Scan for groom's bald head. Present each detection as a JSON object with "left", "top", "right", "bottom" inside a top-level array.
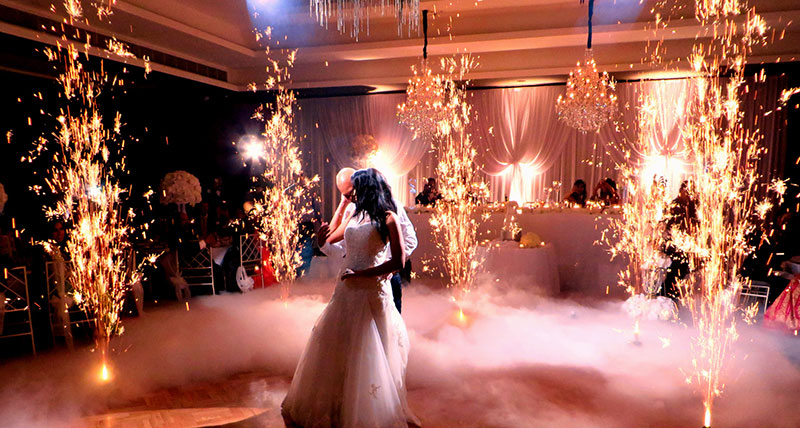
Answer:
[{"left": 336, "top": 167, "right": 356, "bottom": 199}]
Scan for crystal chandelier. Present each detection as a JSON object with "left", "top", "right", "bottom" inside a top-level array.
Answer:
[
  {"left": 556, "top": 49, "right": 618, "bottom": 133},
  {"left": 398, "top": 60, "right": 447, "bottom": 141},
  {"left": 398, "top": 10, "right": 447, "bottom": 141},
  {"left": 556, "top": 0, "right": 618, "bottom": 133},
  {"left": 310, "top": 0, "right": 420, "bottom": 41}
]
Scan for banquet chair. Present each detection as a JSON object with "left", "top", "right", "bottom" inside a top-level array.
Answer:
[
  {"left": 741, "top": 280, "right": 770, "bottom": 314},
  {"left": 178, "top": 241, "right": 216, "bottom": 295},
  {"left": 125, "top": 248, "right": 145, "bottom": 316},
  {"left": 0, "top": 266, "right": 36, "bottom": 354},
  {"left": 45, "top": 260, "right": 95, "bottom": 348},
  {"left": 239, "top": 234, "right": 264, "bottom": 288}
]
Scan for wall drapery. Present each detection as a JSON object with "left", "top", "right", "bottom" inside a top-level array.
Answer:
[
  {"left": 297, "top": 78, "right": 787, "bottom": 219},
  {"left": 298, "top": 93, "right": 431, "bottom": 215}
]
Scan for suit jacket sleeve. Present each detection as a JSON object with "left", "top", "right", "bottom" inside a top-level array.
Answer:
[{"left": 395, "top": 202, "right": 417, "bottom": 257}]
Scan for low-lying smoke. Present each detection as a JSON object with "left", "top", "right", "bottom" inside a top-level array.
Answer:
[{"left": 1, "top": 278, "right": 798, "bottom": 427}]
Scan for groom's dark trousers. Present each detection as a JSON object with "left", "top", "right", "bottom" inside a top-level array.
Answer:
[{"left": 390, "top": 260, "right": 412, "bottom": 313}]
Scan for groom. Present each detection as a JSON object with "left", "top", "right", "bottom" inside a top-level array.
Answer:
[{"left": 317, "top": 167, "right": 417, "bottom": 313}]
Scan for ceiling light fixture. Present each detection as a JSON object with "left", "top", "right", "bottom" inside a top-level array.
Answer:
[
  {"left": 397, "top": 9, "right": 447, "bottom": 142},
  {"left": 310, "top": 0, "right": 420, "bottom": 41},
  {"left": 556, "top": 0, "right": 618, "bottom": 133}
]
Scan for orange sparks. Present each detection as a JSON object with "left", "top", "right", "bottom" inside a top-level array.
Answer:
[
  {"left": 427, "top": 55, "right": 488, "bottom": 298},
  {"left": 99, "top": 361, "right": 111, "bottom": 382},
  {"left": 645, "top": 0, "right": 780, "bottom": 424}
]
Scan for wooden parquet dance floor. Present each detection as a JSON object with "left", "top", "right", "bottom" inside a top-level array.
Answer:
[{"left": 75, "top": 372, "right": 289, "bottom": 428}]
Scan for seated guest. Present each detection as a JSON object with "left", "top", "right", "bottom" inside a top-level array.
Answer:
[
  {"left": 415, "top": 177, "right": 442, "bottom": 206},
  {"left": 159, "top": 246, "right": 192, "bottom": 303},
  {"left": 297, "top": 188, "right": 321, "bottom": 277},
  {"left": 661, "top": 180, "right": 698, "bottom": 298},
  {"left": 742, "top": 187, "right": 800, "bottom": 303},
  {"left": 592, "top": 178, "right": 620, "bottom": 205},
  {"left": 0, "top": 222, "right": 18, "bottom": 268},
  {"left": 666, "top": 180, "right": 698, "bottom": 232},
  {"left": 564, "top": 179, "right": 587, "bottom": 207}
]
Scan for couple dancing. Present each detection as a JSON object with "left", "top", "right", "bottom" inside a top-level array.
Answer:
[{"left": 282, "top": 167, "right": 421, "bottom": 428}]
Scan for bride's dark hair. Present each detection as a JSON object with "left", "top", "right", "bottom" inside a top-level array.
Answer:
[{"left": 351, "top": 168, "right": 397, "bottom": 242}]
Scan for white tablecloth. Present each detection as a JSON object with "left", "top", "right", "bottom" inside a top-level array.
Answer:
[
  {"left": 410, "top": 211, "right": 625, "bottom": 296},
  {"left": 480, "top": 241, "right": 560, "bottom": 296}
]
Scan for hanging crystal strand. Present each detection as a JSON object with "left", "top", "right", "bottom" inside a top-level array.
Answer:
[{"left": 310, "top": 0, "right": 419, "bottom": 40}]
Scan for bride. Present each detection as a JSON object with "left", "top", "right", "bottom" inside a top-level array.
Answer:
[{"left": 282, "top": 168, "right": 420, "bottom": 428}]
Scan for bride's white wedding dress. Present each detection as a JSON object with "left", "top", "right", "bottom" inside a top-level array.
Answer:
[{"left": 282, "top": 216, "right": 419, "bottom": 428}]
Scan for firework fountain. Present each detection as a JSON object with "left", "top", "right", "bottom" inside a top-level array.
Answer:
[
  {"left": 428, "top": 56, "right": 489, "bottom": 307},
  {"left": 652, "top": 0, "right": 779, "bottom": 425},
  {"left": 243, "top": 30, "right": 317, "bottom": 300},
  {"left": 34, "top": 0, "right": 152, "bottom": 382},
  {"left": 605, "top": 87, "right": 682, "bottom": 324}
]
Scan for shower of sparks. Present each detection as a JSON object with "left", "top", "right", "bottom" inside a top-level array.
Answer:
[
  {"left": 63, "top": 0, "right": 116, "bottom": 20},
  {"left": 429, "top": 55, "right": 489, "bottom": 301},
  {"left": 64, "top": 0, "right": 83, "bottom": 19},
  {"left": 397, "top": 59, "right": 448, "bottom": 142},
  {"left": 243, "top": 28, "right": 317, "bottom": 299},
  {"left": 106, "top": 38, "right": 134, "bottom": 58},
  {"left": 605, "top": 89, "right": 675, "bottom": 301},
  {"left": 648, "top": 0, "right": 780, "bottom": 423},
  {"left": 779, "top": 87, "right": 800, "bottom": 107},
  {"left": 94, "top": 0, "right": 117, "bottom": 20},
  {"left": 32, "top": 1, "right": 152, "bottom": 376}
]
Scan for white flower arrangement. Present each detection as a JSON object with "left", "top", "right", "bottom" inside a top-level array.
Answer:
[
  {"left": 159, "top": 170, "right": 202, "bottom": 206},
  {"left": 0, "top": 182, "right": 7, "bottom": 213},
  {"left": 622, "top": 293, "right": 678, "bottom": 321},
  {"left": 351, "top": 134, "right": 378, "bottom": 165}
]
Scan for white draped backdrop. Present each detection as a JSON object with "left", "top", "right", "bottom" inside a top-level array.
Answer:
[{"left": 297, "top": 77, "right": 787, "bottom": 219}]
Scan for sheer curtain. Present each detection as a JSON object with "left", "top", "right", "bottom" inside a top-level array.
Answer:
[
  {"left": 470, "top": 87, "right": 575, "bottom": 202},
  {"left": 298, "top": 94, "right": 432, "bottom": 216},
  {"left": 297, "top": 77, "right": 787, "bottom": 218},
  {"left": 575, "top": 79, "right": 693, "bottom": 198},
  {"left": 364, "top": 94, "right": 432, "bottom": 206},
  {"left": 298, "top": 96, "right": 371, "bottom": 218}
]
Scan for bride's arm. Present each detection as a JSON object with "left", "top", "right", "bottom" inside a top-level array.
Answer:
[
  {"left": 329, "top": 197, "right": 351, "bottom": 231},
  {"left": 325, "top": 210, "right": 354, "bottom": 245},
  {"left": 342, "top": 212, "right": 405, "bottom": 279}
]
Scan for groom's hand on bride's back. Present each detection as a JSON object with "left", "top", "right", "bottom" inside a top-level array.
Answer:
[{"left": 316, "top": 223, "right": 331, "bottom": 247}]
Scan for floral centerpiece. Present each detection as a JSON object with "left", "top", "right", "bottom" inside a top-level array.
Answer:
[
  {"left": 350, "top": 134, "right": 378, "bottom": 168},
  {"left": 159, "top": 170, "right": 202, "bottom": 207}
]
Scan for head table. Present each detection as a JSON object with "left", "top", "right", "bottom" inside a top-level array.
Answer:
[{"left": 408, "top": 208, "right": 625, "bottom": 297}]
